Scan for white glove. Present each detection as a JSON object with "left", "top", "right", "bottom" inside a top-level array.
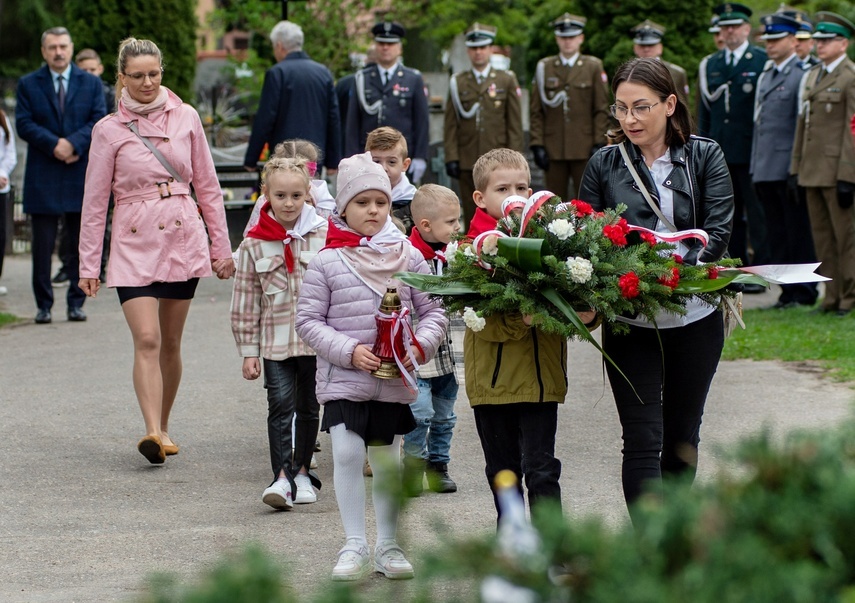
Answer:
[{"left": 410, "top": 158, "right": 427, "bottom": 184}]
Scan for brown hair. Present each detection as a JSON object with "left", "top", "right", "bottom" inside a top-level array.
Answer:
[
  {"left": 0, "top": 108, "right": 9, "bottom": 140},
  {"left": 75, "top": 48, "right": 102, "bottom": 64},
  {"left": 115, "top": 38, "right": 163, "bottom": 100},
  {"left": 608, "top": 57, "right": 693, "bottom": 147},
  {"left": 472, "top": 148, "right": 530, "bottom": 192},
  {"left": 411, "top": 184, "right": 460, "bottom": 222},
  {"left": 364, "top": 126, "right": 408, "bottom": 159}
]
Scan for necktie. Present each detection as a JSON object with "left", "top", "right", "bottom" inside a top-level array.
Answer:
[
  {"left": 383, "top": 70, "right": 391, "bottom": 85},
  {"left": 57, "top": 75, "right": 65, "bottom": 113},
  {"left": 816, "top": 68, "right": 827, "bottom": 85},
  {"left": 727, "top": 53, "right": 734, "bottom": 68}
]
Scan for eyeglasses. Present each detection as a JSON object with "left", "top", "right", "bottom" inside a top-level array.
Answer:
[
  {"left": 124, "top": 70, "right": 163, "bottom": 82},
  {"left": 610, "top": 103, "right": 660, "bottom": 120}
]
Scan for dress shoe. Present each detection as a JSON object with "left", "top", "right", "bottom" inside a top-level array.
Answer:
[
  {"left": 426, "top": 462, "right": 458, "bottom": 493},
  {"left": 137, "top": 435, "right": 165, "bottom": 464},
  {"left": 67, "top": 307, "right": 87, "bottom": 322},
  {"left": 742, "top": 283, "right": 767, "bottom": 294},
  {"left": 34, "top": 309, "right": 52, "bottom": 324}
]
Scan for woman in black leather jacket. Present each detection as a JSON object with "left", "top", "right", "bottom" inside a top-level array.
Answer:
[{"left": 579, "top": 58, "right": 734, "bottom": 520}]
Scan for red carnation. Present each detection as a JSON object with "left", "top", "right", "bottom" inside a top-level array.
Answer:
[
  {"left": 619, "top": 272, "right": 641, "bottom": 298},
  {"left": 571, "top": 199, "right": 594, "bottom": 217},
  {"left": 658, "top": 267, "right": 681, "bottom": 290},
  {"left": 708, "top": 266, "right": 719, "bottom": 279},
  {"left": 603, "top": 224, "right": 628, "bottom": 246},
  {"left": 672, "top": 254, "right": 684, "bottom": 264},
  {"left": 640, "top": 231, "right": 657, "bottom": 245}
]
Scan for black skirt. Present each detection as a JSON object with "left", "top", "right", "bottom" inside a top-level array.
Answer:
[
  {"left": 116, "top": 278, "right": 200, "bottom": 305},
  {"left": 321, "top": 399, "right": 416, "bottom": 446}
]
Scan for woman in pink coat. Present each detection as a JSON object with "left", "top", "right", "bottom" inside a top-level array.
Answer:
[{"left": 78, "top": 38, "right": 235, "bottom": 464}]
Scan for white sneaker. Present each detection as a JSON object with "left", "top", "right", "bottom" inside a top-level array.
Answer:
[
  {"left": 261, "top": 480, "right": 293, "bottom": 510},
  {"left": 310, "top": 453, "right": 318, "bottom": 469},
  {"left": 374, "top": 541, "right": 414, "bottom": 579},
  {"left": 294, "top": 473, "right": 317, "bottom": 504},
  {"left": 332, "top": 539, "right": 371, "bottom": 581}
]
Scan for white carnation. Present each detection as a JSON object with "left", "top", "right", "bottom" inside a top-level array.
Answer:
[
  {"left": 445, "top": 240, "right": 460, "bottom": 265},
  {"left": 482, "top": 235, "right": 499, "bottom": 256},
  {"left": 547, "top": 219, "right": 575, "bottom": 240},
  {"left": 462, "top": 307, "right": 486, "bottom": 331},
  {"left": 565, "top": 256, "right": 594, "bottom": 284},
  {"left": 463, "top": 246, "right": 476, "bottom": 259}
]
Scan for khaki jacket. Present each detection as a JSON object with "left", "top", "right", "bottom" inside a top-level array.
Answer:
[
  {"left": 664, "top": 60, "right": 690, "bottom": 104},
  {"left": 529, "top": 54, "right": 611, "bottom": 160},
  {"left": 791, "top": 57, "right": 855, "bottom": 187},
  {"left": 443, "top": 68, "right": 524, "bottom": 169}
]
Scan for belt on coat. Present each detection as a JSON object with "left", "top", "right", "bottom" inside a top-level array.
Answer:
[{"left": 114, "top": 181, "right": 192, "bottom": 205}]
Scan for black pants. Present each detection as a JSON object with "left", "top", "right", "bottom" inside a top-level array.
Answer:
[
  {"left": 262, "top": 356, "right": 319, "bottom": 479},
  {"left": 754, "top": 180, "right": 818, "bottom": 305},
  {"left": 30, "top": 212, "right": 85, "bottom": 312},
  {"left": 727, "top": 162, "right": 769, "bottom": 265},
  {"left": 603, "top": 311, "right": 724, "bottom": 512},
  {"left": 473, "top": 402, "right": 561, "bottom": 522}
]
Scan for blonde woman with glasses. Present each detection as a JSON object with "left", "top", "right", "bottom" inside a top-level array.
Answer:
[{"left": 78, "top": 38, "right": 235, "bottom": 464}]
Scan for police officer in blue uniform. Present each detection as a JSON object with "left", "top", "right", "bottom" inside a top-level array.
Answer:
[
  {"left": 698, "top": 3, "right": 769, "bottom": 289},
  {"left": 344, "top": 22, "right": 429, "bottom": 183},
  {"left": 750, "top": 14, "right": 818, "bottom": 308}
]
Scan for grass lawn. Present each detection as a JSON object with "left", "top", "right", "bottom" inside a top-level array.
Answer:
[{"left": 723, "top": 305, "right": 855, "bottom": 384}]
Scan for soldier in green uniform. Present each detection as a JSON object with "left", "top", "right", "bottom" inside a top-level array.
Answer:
[
  {"left": 698, "top": 3, "right": 769, "bottom": 288},
  {"left": 790, "top": 12, "right": 855, "bottom": 315},
  {"left": 630, "top": 20, "right": 690, "bottom": 104},
  {"left": 444, "top": 23, "right": 523, "bottom": 225},
  {"left": 529, "top": 14, "right": 610, "bottom": 201}
]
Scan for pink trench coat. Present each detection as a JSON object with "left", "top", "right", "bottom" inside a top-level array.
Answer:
[{"left": 79, "top": 89, "right": 232, "bottom": 287}]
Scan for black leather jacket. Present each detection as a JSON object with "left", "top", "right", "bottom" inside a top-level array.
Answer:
[{"left": 579, "top": 136, "right": 734, "bottom": 265}]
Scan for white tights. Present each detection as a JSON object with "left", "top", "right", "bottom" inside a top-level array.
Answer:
[{"left": 329, "top": 423, "right": 401, "bottom": 548}]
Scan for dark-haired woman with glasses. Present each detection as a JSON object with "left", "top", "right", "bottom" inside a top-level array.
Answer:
[
  {"left": 78, "top": 38, "right": 235, "bottom": 464},
  {"left": 579, "top": 58, "right": 734, "bottom": 520}
]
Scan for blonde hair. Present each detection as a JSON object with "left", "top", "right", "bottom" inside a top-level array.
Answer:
[
  {"left": 75, "top": 48, "right": 102, "bottom": 64},
  {"left": 472, "top": 148, "right": 530, "bottom": 192},
  {"left": 365, "top": 126, "right": 408, "bottom": 159},
  {"left": 411, "top": 184, "right": 460, "bottom": 222},
  {"left": 115, "top": 38, "right": 163, "bottom": 99},
  {"left": 262, "top": 157, "right": 312, "bottom": 191},
  {"left": 273, "top": 139, "right": 320, "bottom": 163}
]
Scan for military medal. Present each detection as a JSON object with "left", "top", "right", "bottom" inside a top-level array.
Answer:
[
  {"left": 743, "top": 83, "right": 753, "bottom": 93},
  {"left": 495, "top": 101, "right": 502, "bottom": 108},
  {"left": 488, "top": 83, "right": 497, "bottom": 98}
]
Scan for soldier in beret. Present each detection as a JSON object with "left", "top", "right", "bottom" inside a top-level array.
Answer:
[
  {"left": 529, "top": 14, "right": 610, "bottom": 201},
  {"left": 750, "top": 14, "right": 818, "bottom": 309},
  {"left": 790, "top": 12, "right": 855, "bottom": 316},
  {"left": 630, "top": 20, "right": 690, "bottom": 104},
  {"left": 345, "top": 22, "right": 430, "bottom": 184},
  {"left": 698, "top": 3, "right": 769, "bottom": 289},
  {"left": 444, "top": 23, "right": 523, "bottom": 225}
]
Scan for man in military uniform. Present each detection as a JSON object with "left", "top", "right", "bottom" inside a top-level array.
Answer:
[
  {"left": 444, "top": 23, "right": 523, "bottom": 225},
  {"left": 529, "top": 14, "right": 610, "bottom": 202},
  {"left": 698, "top": 3, "right": 769, "bottom": 289},
  {"left": 790, "top": 12, "right": 855, "bottom": 316},
  {"left": 776, "top": 8, "right": 821, "bottom": 67},
  {"left": 345, "top": 22, "right": 429, "bottom": 183},
  {"left": 630, "top": 20, "right": 690, "bottom": 104},
  {"left": 750, "top": 14, "right": 818, "bottom": 309},
  {"left": 709, "top": 16, "right": 725, "bottom": 50}
]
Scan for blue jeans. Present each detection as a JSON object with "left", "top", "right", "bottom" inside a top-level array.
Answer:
[
  {"left": 402, "top": 373, "right": 458, "bottom": 464},
  {"left": 262, "top": 356, "right": 319, "bottom": 479}
]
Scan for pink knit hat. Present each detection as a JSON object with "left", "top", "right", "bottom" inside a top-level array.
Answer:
[{"left": 334, "top": 152, "right": 392, "bottom": 215}]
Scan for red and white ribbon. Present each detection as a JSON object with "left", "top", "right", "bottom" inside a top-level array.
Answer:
[
  {"left": 626, "top": 224, "right": 710, "bottom": 248},
  {"left": 390, "top": 307, "right": 424, "bottom": 391},
  {"left": 471, "top": 229, "right": 509, "bottom": 269},
  {"left": 518, "top": 190, "right": 557, "bottom": 237}
]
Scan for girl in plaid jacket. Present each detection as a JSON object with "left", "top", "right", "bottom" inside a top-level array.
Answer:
[{"left": 230, "top": 157, "right": 327, "bottom": 510}]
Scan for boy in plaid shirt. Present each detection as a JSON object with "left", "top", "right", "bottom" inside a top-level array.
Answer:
[{"left": 402, "top": 184, "right": 462, "bottom": 494}]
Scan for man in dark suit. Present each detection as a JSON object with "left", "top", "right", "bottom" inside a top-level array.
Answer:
[
  {"left": 243, "top": 20, "right": 341, "bottom": 172},
  {"left": 698, "top": 3, "right": 769, "bottom": 291},
  {"left": 750, "top": 14, "right": 818, "bottom": 309},
  {"left": 345, "top": 22, "right": 429, "bottom": 184},
  {"left": 16, "top": 26, "right": 106, "bottom": 323}
]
